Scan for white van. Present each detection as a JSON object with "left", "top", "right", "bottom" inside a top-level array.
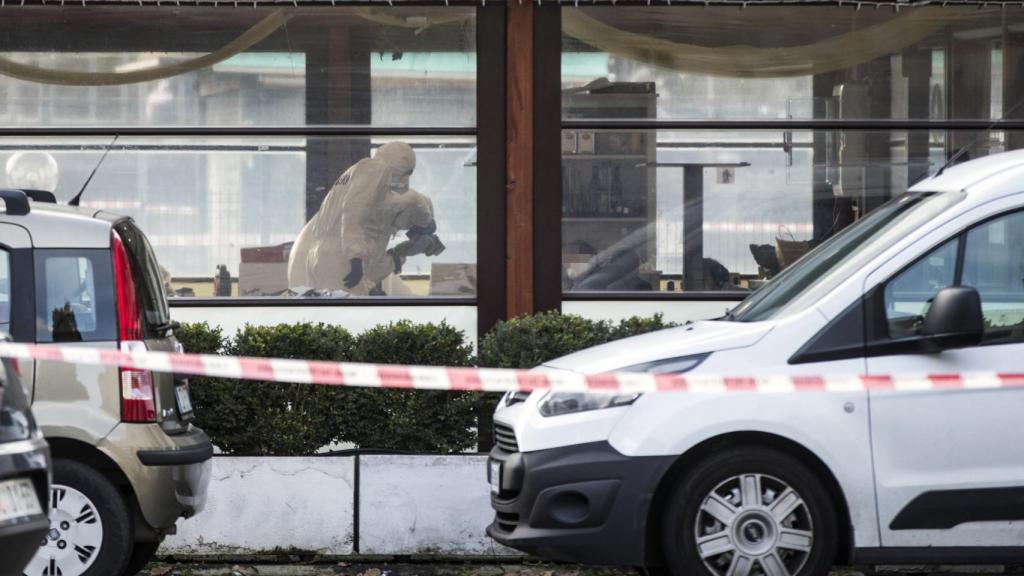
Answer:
[{"left": 487, "top": 150, "right": 1024, "bottom": 576}]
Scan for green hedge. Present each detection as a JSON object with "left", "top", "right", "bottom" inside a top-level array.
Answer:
[
  {"left": 177, "top": 312, "right": 676, "bottom": 455},
  {"left": 343, "top": 321, "right": 477, "bottom": 452},
  {"left": 180, "top": 322, "right": 354, "bottom": 456},
  {"left": 478, "top": 311, "right": 676, "bottom": 369}
]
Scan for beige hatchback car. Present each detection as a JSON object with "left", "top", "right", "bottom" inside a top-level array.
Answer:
[{"left": 0, "top": 190, "right": 212, "bottom": 576}]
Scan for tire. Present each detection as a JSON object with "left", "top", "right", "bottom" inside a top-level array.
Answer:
[
  {"left": 21, "top": 459, "right": 134, "bottom": 576},
  {"left": 122, "top": 540, "right": 162, "bottom": 576},
  {"left": 661, "top": 447, "right": 838, "bottom": 576}
]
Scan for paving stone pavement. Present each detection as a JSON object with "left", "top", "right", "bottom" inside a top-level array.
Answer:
[{"left": 140, "top": 562, "right": 1024, "bottom": 576}]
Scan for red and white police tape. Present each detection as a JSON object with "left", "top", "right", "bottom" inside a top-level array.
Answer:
[{"left": 0, "top": 341, "right": 1022, "bottom": 394}]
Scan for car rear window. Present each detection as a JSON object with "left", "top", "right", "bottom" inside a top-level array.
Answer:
[
  {"left": 35, "top": 249, "right": 116, "bottom": 343},
  {"left": 113, "top": 220, "right": 171, "bottom": 336}
]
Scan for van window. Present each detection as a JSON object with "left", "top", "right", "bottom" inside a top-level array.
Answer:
[
  {"left": 963, "top": 211, "right": 1024, "bottom": 342},
  {"left": 884, "top": 238, "right": 959, "bottom": 339},
  {"left": 35, "top": 250, "right": 116, "bottom": 343},
  {"left": 113, "top": 220, "right": 171, "bottom": 336}
]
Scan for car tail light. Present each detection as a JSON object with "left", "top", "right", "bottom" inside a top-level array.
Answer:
[
  {"left": 112, "top": 231, "right": 141, "bottom": 342},
  {"left": 113, "top": 232, "right": 156, "bottom": 423},
  {"left": 120, "top": 354, "right": 156, "bottom": 422}
]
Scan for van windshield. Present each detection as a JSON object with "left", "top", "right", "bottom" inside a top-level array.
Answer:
[
  {"left": 114, "top": 220, "right": 172, "bottom": 335},
  {"left": 730, "top": 191, "right": 964, "bottom": 323}
]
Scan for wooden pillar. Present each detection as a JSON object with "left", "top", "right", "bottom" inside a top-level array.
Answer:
[
  {"left": 477, "top": 4, "right": 508, "bottom": 337},
  {"left": 532, "top": 5, "right": 562, "bottom": 314},
  {"left": 505, "top": 2, "right": 535, "bottom": 318}
]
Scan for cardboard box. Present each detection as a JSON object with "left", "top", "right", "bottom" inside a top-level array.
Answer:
[
  {"left": 240, "top": 242, "right": 293, "bottom": 263},
  {"left": 239, "top": 261, "right": 290, "bottom": 296},
  {"left": 428, "top": 263, "right": 477, "bottom": 296}
]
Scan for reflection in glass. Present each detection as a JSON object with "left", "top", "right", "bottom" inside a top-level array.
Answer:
[
  {"left": 561, "top": 130, "right": 1001, "bottom": 295},
  {"left": 963, "top": 211, "right": 1024, "bottom": 341},
  {"left": 885, "top": 238, "right": 959, "bottom": 338},
  {"left": 0, "top": 7, "right": 476, "bottom": 127},
  {"left": 562, "top": 6, "right": 1017, "bottom": 122}
]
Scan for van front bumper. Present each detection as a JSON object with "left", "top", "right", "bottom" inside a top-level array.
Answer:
[
  {"left": 98, "top": 423, "right": 212, "bottom": 534},
  {"left": 487, "top": 441, "right": 674, "bottom": 567}
]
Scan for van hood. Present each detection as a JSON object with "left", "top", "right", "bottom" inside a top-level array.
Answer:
[{"left": 542, "top": 320, "right": 774, "bottom": 374}]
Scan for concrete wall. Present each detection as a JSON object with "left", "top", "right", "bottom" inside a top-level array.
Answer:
[
  {"left": 359, "top": 455, "right": 514, "bottom": 555},
  {"left": 162, "top": 454, "right": 517, "bottom": 558},
  {"left": 163, "top": 457, "right": 356, "bottom": 556}
]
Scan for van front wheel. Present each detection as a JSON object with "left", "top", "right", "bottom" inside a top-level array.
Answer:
[{"left": 661, "top": 447, "right": 837, "bottom": 576}]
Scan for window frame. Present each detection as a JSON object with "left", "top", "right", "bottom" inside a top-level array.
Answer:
[
  {"left": 881, "top": 235, "right": 962, "bottom": 340},
  {"left": 0, "top": 4, "right": 508, "bottom": 337},
  {"left": 867, "top": 206, "right": 1024, "bottom": 351},
  {"left": 33, "top": 248, "right": 118, "bottom": 344},
  {"left": 552, "top": 120, "right": 1024, "bottom": 304},
  {"left": 545, "top": 6, "right": 1024, "bottom": 306},
  {"left": 795, "top": 205, "right": 1024, "bottom": 364}
]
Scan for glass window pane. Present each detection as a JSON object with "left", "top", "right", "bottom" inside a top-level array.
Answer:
[
  {"left": 0, "top": 250, "right": 10, "bottom": 331},
  {"left": 884, "top": 238, "right": 958, "bottom": 339},
  {"left": 0, "top": 7, "right": 476, "bottom": 127},
  {"left": 964, "top": 211, "right": 1024, "bottom": 342},
  {"left": 561, "top": 6, "right": 1019, "bottom": 121},
  {"left": 561, "top": 128, "right": 1005, "bottom": 296},
  {"left": 8, "top": 136, "right": 476, "bottom": 299},
  {"left": 35, "top": 250, "right": 116, "bottom": 342}
]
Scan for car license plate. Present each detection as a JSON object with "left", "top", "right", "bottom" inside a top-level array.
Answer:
[
  {"left": 175, "top": 384, "right": 194, "bottom": 416},
  {"left": 0, "top": 478, "right": 42, "bottom": 523},
  {"left": 489, "top": 460, "right": 502, "bottom": 495}
]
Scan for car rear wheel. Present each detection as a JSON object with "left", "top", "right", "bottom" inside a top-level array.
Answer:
[
  {"left": 661, "top": 447, "right": 837, "bottom": 576},
  {"left": 22, "top": 459, "right": 133, "bottom": 576}
]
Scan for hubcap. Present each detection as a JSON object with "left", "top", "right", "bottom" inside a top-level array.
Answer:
[
  {"left": 23, "top": 484, "right": 103, "bottom": 576},
  {"left": 693, "top": 473, "right": 813, "bottom": 576}
]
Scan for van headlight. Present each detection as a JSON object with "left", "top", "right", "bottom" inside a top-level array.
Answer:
[
  {"left": 538, "top": 392, "right": 640, "bottom": 417},
  {"left": 537, "top": 354, "right": 709, "bottom": 417}
]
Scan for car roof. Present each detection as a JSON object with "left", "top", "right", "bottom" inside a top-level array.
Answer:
[
  {"left": 0, "top": 201, "right": 113, "bottom": 249},
  {"left": 910, "top": 148, "right": 1024, "bottom": 194}
]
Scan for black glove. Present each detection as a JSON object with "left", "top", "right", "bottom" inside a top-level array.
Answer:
[
  {"left": 343, "top": 258, "right": 363, "bottom": 289},
  {"left": 388, "top": 248, "right": 406, "bottom": 274},
  {"left": 424, "top": 234, "right": 446, "bottom": 257},
  {"left": 406, "top": 221, "right": 437, "bottom": 239}
]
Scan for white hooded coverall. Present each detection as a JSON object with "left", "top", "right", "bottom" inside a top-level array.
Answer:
[{"left": 287, "top": 142, "right": 435, "bottom": 295}]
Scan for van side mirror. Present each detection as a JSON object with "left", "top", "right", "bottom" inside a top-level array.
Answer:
[{"left": 921, "top": 286, "right": 984, "bottom": 351}]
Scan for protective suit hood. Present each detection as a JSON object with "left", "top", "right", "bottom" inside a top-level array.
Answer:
[{"left": 375, "top": 142, "right": 416, "bottom": 175}]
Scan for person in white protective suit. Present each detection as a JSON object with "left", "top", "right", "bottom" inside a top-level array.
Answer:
[{"left": 287, "top": 142, "right": 445, "bottom": 296}]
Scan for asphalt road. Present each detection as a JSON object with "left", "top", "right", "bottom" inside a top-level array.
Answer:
[{"left": 140, "top": 562, "right": 1024, "bottom": 576}]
